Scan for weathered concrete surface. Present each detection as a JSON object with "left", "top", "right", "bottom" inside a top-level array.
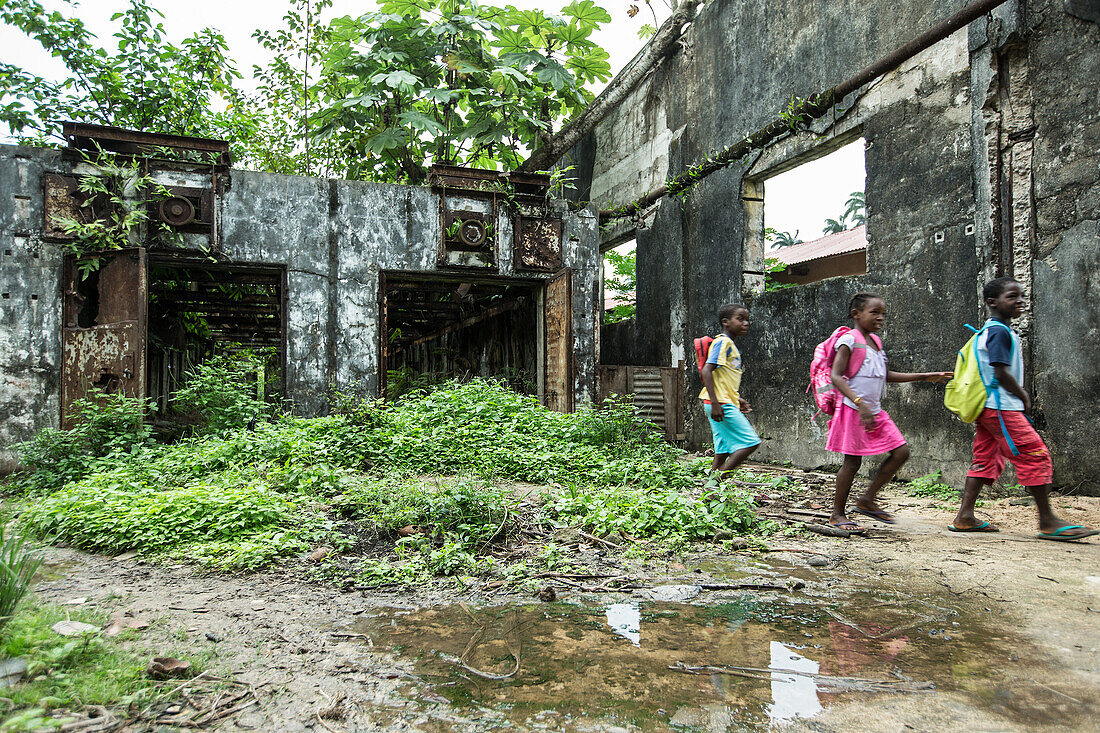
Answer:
[
  {"left": 579, "top": 0, "right": 1100, "bottom": 490},
  {"left": 1, "top": 149, "right": 600, "bottom": 463},
  {"left": 0, "top": 147, "right": 64, "bottom": 472}
]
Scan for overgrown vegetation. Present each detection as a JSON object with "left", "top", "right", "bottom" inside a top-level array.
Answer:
[{"left": 9, "top": 358, "right": 761, "bottom": 582}]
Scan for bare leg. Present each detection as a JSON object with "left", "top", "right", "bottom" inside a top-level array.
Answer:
[
  {"left": 832, "top": 455, "right": 862, "bottom": 525},
  {"left": 952, "top": 475, "right": 991, "bottom": 529},
  {"left": 712, "top": 453, "right": 729, "bottom": 472},
  {"left": 717, "top": 444, "right": 758, "bottom": 477},
  {"left": 855, "top": 444, "right": 910, "bottom": 517}
]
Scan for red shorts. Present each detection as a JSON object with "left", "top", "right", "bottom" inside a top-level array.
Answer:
[{"left": 966, "top": 408, "right": 1052, "bottom": 486}]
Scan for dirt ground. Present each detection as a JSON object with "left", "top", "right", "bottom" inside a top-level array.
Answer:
[{"left": 28, "top": 467, "right": 1100, "bottom": 732}]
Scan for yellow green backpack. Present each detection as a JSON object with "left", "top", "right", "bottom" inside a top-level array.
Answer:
[
  {"left": 943, "top": 325, "right": 988, "bottom": 423},
  {"left": 944, "top": 321, "right": 1020, "bottom": 454}
]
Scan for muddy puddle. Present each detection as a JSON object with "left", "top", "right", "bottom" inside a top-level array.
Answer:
[{"left": 346, "top": 588, "right": 1022, "bottom": 731}]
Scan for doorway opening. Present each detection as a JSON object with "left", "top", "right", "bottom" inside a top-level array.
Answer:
[
  {"left": 146, "top": 255, "right": 286, "bottom": 414},
  {"left": 380, "top": 274, "right": 541, "bottom": 400}
]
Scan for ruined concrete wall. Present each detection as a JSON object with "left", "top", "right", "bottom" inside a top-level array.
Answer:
[
  {"left": 582, "top": 0, "right": 1100, "bottom": 490},
  {"left": 0, "top": 153, "right": 600, "bottom": 463},
  {"left": 0, "top": 147, "right": 65, "bottom": 471},
  {"left": 1021, "top": 4, "right": 1100, "bottom": 490}
]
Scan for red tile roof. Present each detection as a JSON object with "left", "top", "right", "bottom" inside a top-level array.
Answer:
[{"left": 770, "top": 224, "right": 867, "bottom": 266}]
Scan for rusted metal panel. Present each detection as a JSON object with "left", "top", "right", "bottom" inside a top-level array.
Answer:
[
  {"left": 514, "top": 216, "right": 563, "bottom": 271},
  {"left": 61, "top": 249, "right": 147, "bottom": 427},
  {"left": 42, "top": 174, "right": 81, "bottom": 241},
  {"left": 544, "top": 269, "right": 573, "bottom": 412}
]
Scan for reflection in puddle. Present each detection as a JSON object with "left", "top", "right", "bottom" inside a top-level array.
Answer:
[
  {"left": 605, "top": 602, "right": 640, "bottom": 646},
  {"left": 350, "top": 590, "right": 1015, "bottom": 731},
  {"left": 768, "top": 641, "right": 822, "bottom": 723}
]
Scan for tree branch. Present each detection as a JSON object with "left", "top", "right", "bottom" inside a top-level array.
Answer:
[{"left": 517, "top": 0, "right": 701, "bottom": 173}]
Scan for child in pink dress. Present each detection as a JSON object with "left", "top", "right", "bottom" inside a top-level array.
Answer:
[{"left": 827, "top": 293, "right": 951, "bottom": 531}]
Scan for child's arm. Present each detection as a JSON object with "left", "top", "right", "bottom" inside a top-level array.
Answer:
[
  {"left": 886, "top": 370, "right": 952, "bottom": 384},
  {"left": 830, "top": 345, "right": 875, "bottom": 428},
  {"left": 993, "top": 364, "right": 1031, "bottom": 411},
  {"left": 700, "top": 363, "right": 725, "bottom": 421}
]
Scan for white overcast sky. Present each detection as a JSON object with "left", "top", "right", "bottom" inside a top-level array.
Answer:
[{"left": 3, "top": 0, "right": 858, "bottom": 232}]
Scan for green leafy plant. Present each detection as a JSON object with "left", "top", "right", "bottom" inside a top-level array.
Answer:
[
  {"left": 171, "top": 352, "right": 272, "bottom": 434},
  {"left": 764, "top": 256, "right": 796, "bottom": 292},
  {"left": 14, "top": 390, "right": 153, "bottom": 496},
  {"left": 907, "top": 471, "right": 959, "bottom": 501}
]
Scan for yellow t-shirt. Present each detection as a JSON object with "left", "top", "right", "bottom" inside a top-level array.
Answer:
[{"left": 698, "top": 334, "right": 743, "bottom": 405}]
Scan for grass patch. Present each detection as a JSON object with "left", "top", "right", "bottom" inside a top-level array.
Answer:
[{"left": 0, "top": 597, "right": 201, "bottom": 730}]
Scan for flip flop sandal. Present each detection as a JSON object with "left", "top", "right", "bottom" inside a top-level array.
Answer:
[
  {"left": 830, "top": 520, "right": 866, "bottom": 534},
  {"left": 854, "top": 507, "right": 895, "bottom": 524},
  {"left": 1037, "top": 525, "right": 1100, "bottom": 542},
  {"left": 948, "top": 521, "right": 998, "bottom": 532}
]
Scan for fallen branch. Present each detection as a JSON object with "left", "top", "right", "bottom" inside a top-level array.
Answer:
[
  {"left": 668, "top": 662, "right": 935, "bottom": 693},
  {"left": 578, "top": 530, "right": 621, "bottom": 549}
]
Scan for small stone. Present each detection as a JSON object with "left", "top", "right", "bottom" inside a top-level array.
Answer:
[
  {"left": 205, "top": 632, "right": 222, "bottom": 643},
  {"left": 308, "top": 547, "right": 332, "bottom": 562},
  {"left": 115, "top": 550, "right": 140, "bottom": 561},
  {"left": 807, "top": 555, "right": 829, "bottom": 567},
  {"left": 52, "top": 621, "right": 99, "bottom": 637},
  {"left": 537, "top": 585, "right": 556, "bottom": 602}
]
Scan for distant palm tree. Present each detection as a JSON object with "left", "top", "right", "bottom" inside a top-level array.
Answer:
[
  {"left": 823, "top": 217, "right": 848, "bottom": 235},
  {"left": 844, "top": 191, "right": 866, "bottom": 226},
  {"left": 770, "top": 229, "right": 803, "bottom": 248}
]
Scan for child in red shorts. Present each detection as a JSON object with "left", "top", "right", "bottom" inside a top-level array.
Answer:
[{"left": 950, "top": 277, "right": 1097, "bottom": 541}]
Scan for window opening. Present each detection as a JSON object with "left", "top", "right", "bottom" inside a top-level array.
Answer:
[
  {"left": 603, "top": 239, "right": 636, "bottom": 324},
  {"left": 747, "top": 138, "right": 867, "bottom": 291},
  {"left": 146, "top": 258, "right": 286, "bottom": 416},
  {"left": 382, "top": 275, "right": 539, "bottom": 399}
]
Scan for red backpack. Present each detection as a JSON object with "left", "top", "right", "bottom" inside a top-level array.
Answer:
[
  {"left": 807, "top": 326, "right": 882, "bottom": 416},
  {"left": 693, "top": 336, "right": 715, "bottom": 373}
]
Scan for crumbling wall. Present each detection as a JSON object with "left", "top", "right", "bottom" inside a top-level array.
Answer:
[
  {"left": 582, "top": 0, "right": 1100, "bottom": 490},
  {"left": 0, "top": 147, "right": 65, "bottom": 472},
  {"left": 0, "top": 151, "right": 600, "bottom": 465}
]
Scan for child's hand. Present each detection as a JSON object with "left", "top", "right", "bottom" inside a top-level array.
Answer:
[
  {"left": 923, "top": 371, "right": 953, "bottom": 383},
  {"left": 739, "top": 398, "right": 752, "bottom": 413},
  {"left": 710, "top": 403, "right": 724, "bottom": 421},
  {"left": 858, "top": 402, "right": 876, "bottom": 430}
]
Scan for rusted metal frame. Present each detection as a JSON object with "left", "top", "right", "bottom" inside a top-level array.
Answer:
[
  {"left": 600, "top": 0, "right": 1013, "bottom": 220},
  {"left": 61, "top": 122, "right": 231, "bottom": 166}
]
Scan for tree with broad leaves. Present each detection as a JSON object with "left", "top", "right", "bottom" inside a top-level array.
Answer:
[
  {"left": 311, "top": 0, "right": 613, "bottom": 184},
  {"left": 0, "top": 0, "right": 250, "bottom": 154},
  {"left": 822, "top": 217, "right": 848, "bottom": 235}
]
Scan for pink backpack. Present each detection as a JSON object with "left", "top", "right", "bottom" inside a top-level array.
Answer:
[{"left": 808, "top": 326, "right": 883, "bottom": 416}]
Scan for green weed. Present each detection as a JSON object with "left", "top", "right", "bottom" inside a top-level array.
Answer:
[
  {"left": 0, "top": 526, "right": 41, "bottom": 634},
  {"left": 907, "top": 472, "right": 960, "bottom": 501},
  {"left": 551, "top": 482, "right": 756, "bottom": 541}
]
